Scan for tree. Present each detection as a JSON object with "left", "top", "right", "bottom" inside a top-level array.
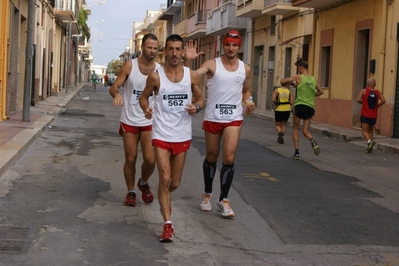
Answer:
[
  {"left": 107, "top": 60, "right": 122, "bottom": 75},
  {"left": 78, "top": 9, "right": 90, "bottom": 41}
]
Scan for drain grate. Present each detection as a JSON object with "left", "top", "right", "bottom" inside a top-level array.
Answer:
[
  {"left": 0, "top": 226, "right": 36, "bottom": 254},
  {"left": 0, "top": 240, "right": 26, "bottom": 253}
]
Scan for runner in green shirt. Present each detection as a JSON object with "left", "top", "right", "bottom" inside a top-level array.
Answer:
[{"left": 281, "top": 60, "right": 323, "bottom": 159}]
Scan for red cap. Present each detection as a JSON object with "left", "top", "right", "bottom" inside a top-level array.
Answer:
[{"left": 223, "top": 30, "right": 242, "bottom": 48}]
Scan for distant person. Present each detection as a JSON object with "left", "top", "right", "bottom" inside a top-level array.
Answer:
[
  {"left": 281, "top": 59, "right": 323, "bottom": 159},
  {"left": 356, "top": 78, "right": 386, "bottom": 153},
  {"left": 104, "top": 73, "right": 109, "bottom": 86},
  {"left": 272, "top": 79, "right": 294, "bottom": 144},
  {"left": 140, "top": 34, "right": 203, "bottom": 242},
  {"left": 91, "top": 71, "right": 97, "bottom": 90},
  {"left": 185, "top": 30, "right": 254, "bottom": 218},
  {"left": 109, "top": 33, "right": 160, "bottom": 208}
]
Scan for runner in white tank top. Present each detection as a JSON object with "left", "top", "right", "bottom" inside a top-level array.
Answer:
[
  {"left": 184, "top": 30, "right": 255, "bottom": 218},
  {"left": 139, "top": 34, "right": 203, "bottom": 243},
  {"left": 152, "top": 66, "right": 192, "bottom": 142},
  {"left": 109, "top": 34, "right": 160, "bottom": 209},
  {"left": 204, "top": 57, "right": 246, "bottom": 123},
  {"left": 120, "top": 58, "right": 160, "bottom": 126}
]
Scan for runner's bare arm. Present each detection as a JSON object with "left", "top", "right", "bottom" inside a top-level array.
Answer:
[
  {"left": 378, "top": 92, "right": 386, "bottom": 107},
  {"left": 186, "top": 71, "right": 203, "bottom": 116},
  {"left": 140, "top": 71, "right": 160, "bottom": 119},
  {"left": 356, "top": 89, "right": 365, "bottom": 103},
  {"left": 109, "top": 60, "right": 132, "bottom": 106}
]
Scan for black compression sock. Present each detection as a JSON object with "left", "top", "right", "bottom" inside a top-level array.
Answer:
[
  {"left": 219, "top": 163, "right": 235, "bottom": 202},
  {"left": 203, "top": 158, "right": 216, "bottom": 194}
]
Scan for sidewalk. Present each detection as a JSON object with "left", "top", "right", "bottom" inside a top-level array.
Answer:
[
  {"left": 252, "top": 109, "right": 399, "bottom": 154},
  {"left": 0, "top": 85, "right": 81, "bottom": 178},
  {"left": 1, "top": 85, "right": 399, "bottom": 178}
]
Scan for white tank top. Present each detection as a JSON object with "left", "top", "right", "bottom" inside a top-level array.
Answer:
[
  {"left": 152, "top": 67, "right": 192, "bottom": 142},
  {"left": 119, "top": 58, "right": 160, "bottom": 126},
  {"left": 204, "top": 57, "right": 246, "bottom": 122}
]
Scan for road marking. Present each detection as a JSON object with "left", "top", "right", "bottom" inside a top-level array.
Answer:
[{"left": 242, "top": 172, "right": 277, "bottom": 181}]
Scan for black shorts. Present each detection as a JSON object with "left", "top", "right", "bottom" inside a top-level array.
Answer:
[
  {"left": 275, "top": 111, "right": 290, "bottom": 122},
  {"left": 292, "top": 104, "right": 315, "bottom": 120},
  {"left": 360, "top": 116, "right": 377, "bottom": 125}
]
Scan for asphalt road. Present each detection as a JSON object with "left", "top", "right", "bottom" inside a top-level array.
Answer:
[{"left": 0, "top": 84, "right": 398, "bottom": 265}]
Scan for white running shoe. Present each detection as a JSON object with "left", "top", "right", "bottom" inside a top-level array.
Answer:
[
  {"left": 216, "top": 198, "right": 235, "bottom": 218},
  {"left": 200, "top": 193, "right": 212, "bottom": 211}
]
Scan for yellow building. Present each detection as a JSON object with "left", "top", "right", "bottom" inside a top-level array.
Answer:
[
  {"left": 0, "top": 0, "right": 9, "bottom": 121},
  {"left": 292, "top": 0, "right": 399, "bottom": 137}
]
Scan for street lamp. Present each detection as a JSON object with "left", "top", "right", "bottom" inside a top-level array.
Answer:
[
  {"left": 86, "top": 1, "right": 106, "bottom": 8},
  {"left": 88, "top": 20, "right": 105, "bottom": 27}
]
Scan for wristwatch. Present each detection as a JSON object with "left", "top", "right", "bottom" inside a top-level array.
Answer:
[{"left": 194, "top": 103, "right": 201, "bottom": 113}]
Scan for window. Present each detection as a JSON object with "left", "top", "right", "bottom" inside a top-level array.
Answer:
[
  {"left": 319, "top": 29, "right": 334, "bottom": 89},
  {"left": 270, "top": 16, "right": 276, "bottom": 36},
  {"left": 320, "top": 46, "right": 331, "bottom": 88}
]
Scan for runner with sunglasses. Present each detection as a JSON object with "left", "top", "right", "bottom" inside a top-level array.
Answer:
[{"left": 185, "top": 30, "right": 254, "bottom": 218}]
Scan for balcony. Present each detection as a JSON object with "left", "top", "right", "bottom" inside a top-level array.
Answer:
[
  {"left": 206, "top": 1, "right": 247, "bottom": 36},
  {"left": 291, "top": 0, "right": 338, "bottom": 8},
  {"left": 236, "top": 0, "right": 264, "bottom": 18},
  {"left": 262, "top": 0, "right": 300, "bottom": 16},
  {"left": 78, "top": 46, "right": 89, "bottom": 56},
  {"left": 158, "top": 1, "right": 182, "bottom": 20},
  {"left": 174, "top": 18, "right": 188, "bottom": 37},
  {"left": 187, "top": 10, "right": 209, "bottom": 39},
  {"left": 54, "top": 0, "right": 80, "bottom": 34}
]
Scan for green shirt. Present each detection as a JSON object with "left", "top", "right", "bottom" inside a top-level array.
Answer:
[{"left": 295, "top": 74, "right": 317, "bottom": 108}]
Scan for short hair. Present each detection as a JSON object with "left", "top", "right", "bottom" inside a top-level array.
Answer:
[
  {"left": 165, "top": 34, "right": 184, "bottom": 49},
  {"left": 296, "top": 60, "right": 308, "bottom": 69},
  {"left": 280, "top": 78, "right": 290, "bottom": 86},
  {"left": 142, "top": 33, "right": 158, "bottom": 46}
]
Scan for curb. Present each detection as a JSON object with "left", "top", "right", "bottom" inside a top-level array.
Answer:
[
  {"left": 0, "top": 115, "right": 54, "bottom": 178},
  {"left": 253, "top": 111, "right": 399, "bottom": 154},
  {"left": 253, "top": 112, "right": 363, "bottom": 142},
  {"left": 0, "top": 86, "right": 81, "bottom": 179}
]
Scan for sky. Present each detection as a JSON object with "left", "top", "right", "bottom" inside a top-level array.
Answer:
[{"left": 86, "top": 0, "right": 165, "bottom": 66}]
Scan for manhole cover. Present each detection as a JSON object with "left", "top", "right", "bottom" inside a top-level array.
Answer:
[{"left": 0, "top": 226, "right": 37, "bottom": 254}]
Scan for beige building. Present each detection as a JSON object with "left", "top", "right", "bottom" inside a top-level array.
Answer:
[{"left": 0, "top": 0, "right": 90, "bottom": 122}]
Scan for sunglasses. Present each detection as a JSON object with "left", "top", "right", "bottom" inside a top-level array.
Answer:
[{"left": 225, "top": 33, "right": 240, "bottom": 38}]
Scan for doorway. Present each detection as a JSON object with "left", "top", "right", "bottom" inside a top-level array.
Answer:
[
  {"left": 284, "top": 47, "right": 292, "bottom": 78},
  {"left": 353, "top": 28, "right": 370, "bottom": 128},
  {"left": 252, "top": 45, "right": 263, "bottom": 108},
  {"left": 266, "top": 46, "right": 275, "bottom": 110}
]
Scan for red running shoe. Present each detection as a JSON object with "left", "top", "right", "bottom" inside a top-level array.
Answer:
[
  {"left": 159, "top": 223, "right": 174, "bottom": 242},
  {"left": 137, "top": 179, "right": 154, "bottom": 203},
  {"left": 124, "top": 192, "right": 136, "bottom": 207}
]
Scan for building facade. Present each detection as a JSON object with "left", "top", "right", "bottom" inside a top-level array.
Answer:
[{"left": 0, "top": 0, "right": 89, "bottom": 122}]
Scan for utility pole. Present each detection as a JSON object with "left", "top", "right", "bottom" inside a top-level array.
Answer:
[
  {"left": 65, "top": 21, "right": 72, "bottom": 93},
  {"left": 75, "top": 35, "right": 80, "bottom": 87},
  {"left": 22, "top": 0, "right": 35, "bottom": 122}
]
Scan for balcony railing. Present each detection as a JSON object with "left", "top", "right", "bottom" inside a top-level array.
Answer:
[
  {"left": 197, "top": 9, "right": 210, "bottom": 23},
  {"left": 264, "top": 0, "right": 291, "bottom": 7},
  {"left": 173, "top": 12, "right": 182, "bottom": 24},
  {"left": 262, "top": 0, "right": 299, "bottom": 16},
  {"left": 206, "top": 1, "right": 247, "bottom": 35},
  {"left": 54, "top": 0, "right": 79, "bottom": 19}
]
